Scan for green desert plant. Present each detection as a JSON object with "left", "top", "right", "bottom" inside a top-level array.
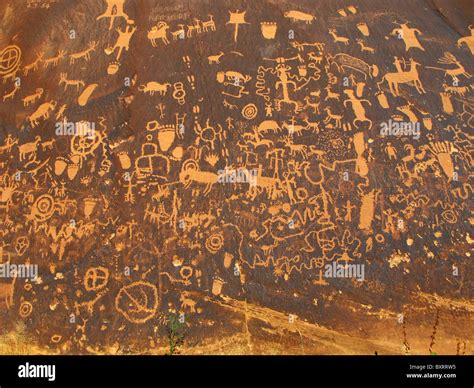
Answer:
[{"left": 166, "top": 314, "right": 186, "bottom": 355}]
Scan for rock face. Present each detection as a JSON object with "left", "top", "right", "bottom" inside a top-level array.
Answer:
[{"left": 0, "top": 0, "right": 472, "bottom": 354}]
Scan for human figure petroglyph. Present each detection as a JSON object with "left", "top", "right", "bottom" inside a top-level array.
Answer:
[
  {"left": 343, "top": 89, "right": 373, "bottom": 129},
  {"left": 263, "top": 55, "right": 304, "bottom": 112},
  {"left": 391, "top": 22, "right": 424, "bottom": 51},
  {"left": 96, "top": 0, "right": 132, "bottom": 30},
  {"left": 0, "top": 135, "right": 17, "bottom": 156},
  {"left": 385, "top": 142, "right": 398, "bottom": 160}
]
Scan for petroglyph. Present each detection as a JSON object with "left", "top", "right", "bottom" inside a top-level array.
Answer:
[{"left": 0, "top": 0, "right": 471, "bottom": 356}]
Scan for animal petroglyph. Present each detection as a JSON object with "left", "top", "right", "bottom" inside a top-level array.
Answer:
[{"left": 0, "top": 0, "right": 471, "bottom": 356}]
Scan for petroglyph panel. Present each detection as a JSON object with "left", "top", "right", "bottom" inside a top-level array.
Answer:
[{"left": 0, "top": 0, "right": 472, "bottom": 354}]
